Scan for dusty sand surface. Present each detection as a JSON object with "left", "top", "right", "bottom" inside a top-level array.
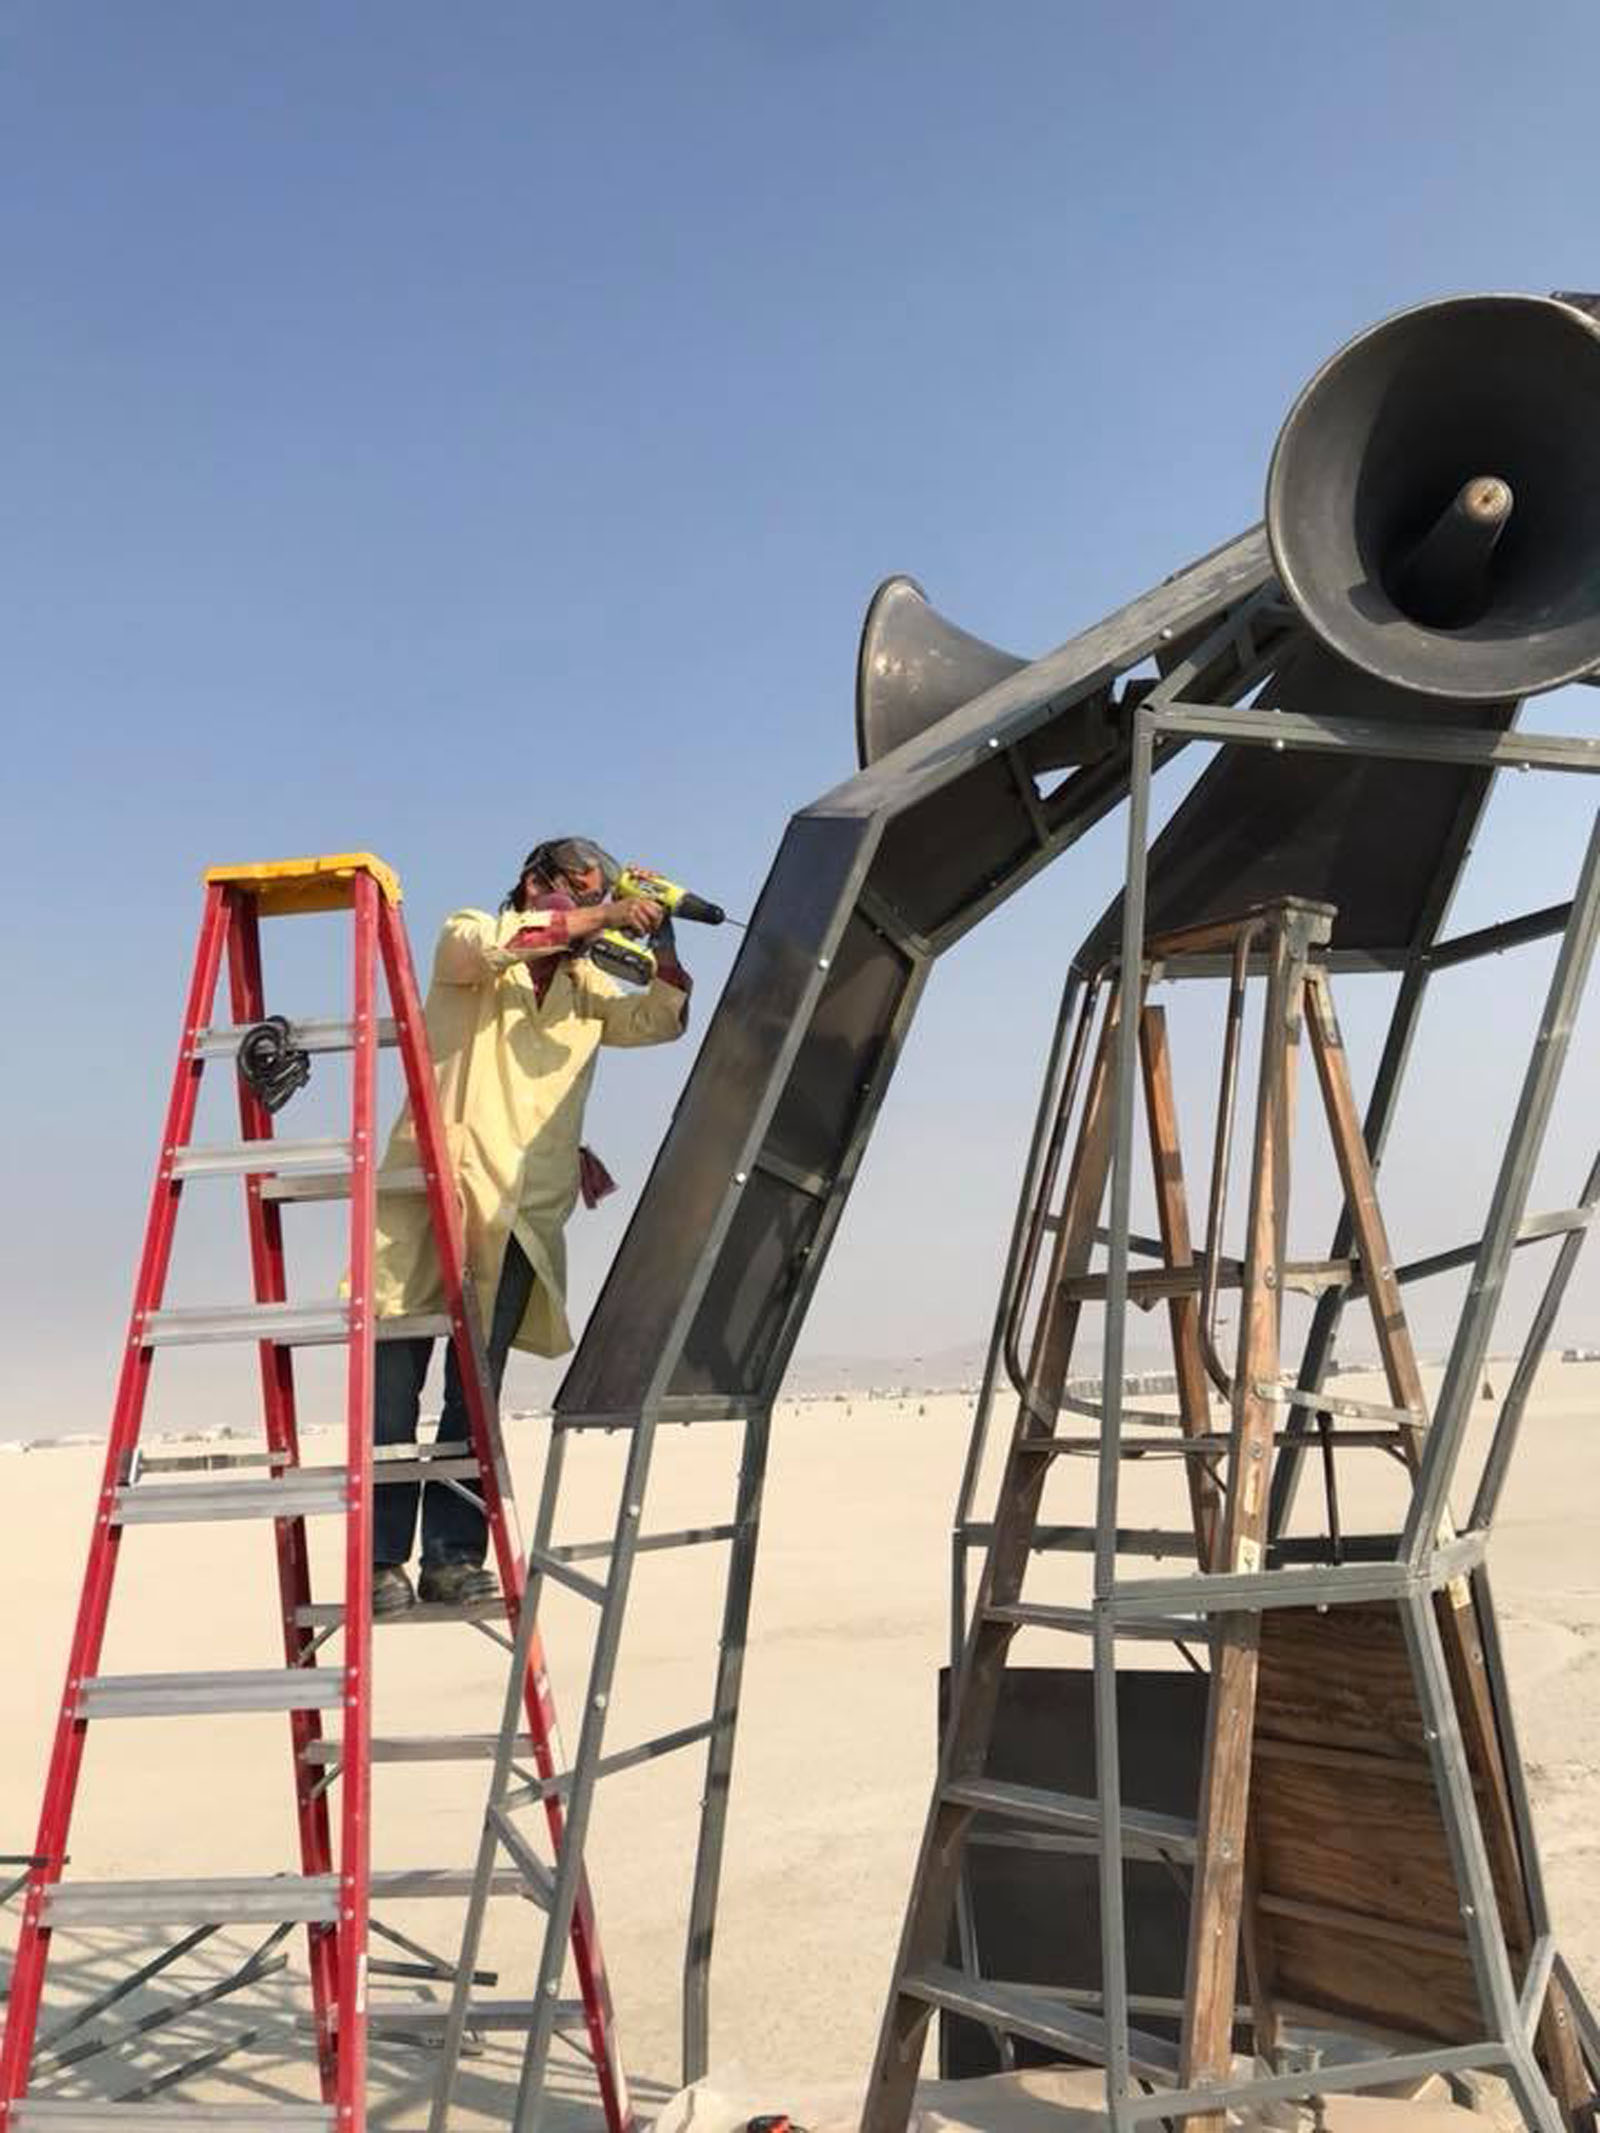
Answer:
[{"left": 2, "top": 1363, "right": 1598, "bottom": 2128}]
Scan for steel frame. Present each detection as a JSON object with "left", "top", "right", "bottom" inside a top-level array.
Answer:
[
  {"left": 433, "top": 543, "right": 1291, "bottom": 2133},
  {"left": 922, "top": 705, "right": 1600, "bottom": 2133}
]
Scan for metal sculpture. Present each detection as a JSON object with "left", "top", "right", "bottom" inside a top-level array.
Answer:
[{"left": 440, "top": 292, "right": 1600, "bottom": 2133}]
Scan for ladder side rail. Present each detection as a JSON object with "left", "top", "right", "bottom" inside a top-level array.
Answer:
[
  {"left": 1401, "top": 1591, "right": 1567, "bottom": 2133},
  {"left": 1302, "top": 972, "right": 1430, "bottom": 1426},
  {"left": 377, "top": 901, "right": 631, "bottom": 2133},
  {"left": 950, "top": 962, "right": 1091, "bottom": 1666},
  {"left": 860, "top": 986, "right": 1123, "bottom": 2133},
  {"left": 0, "top": 884, "right": 231, "bottom": 2128},
  {"left": 1404, "top": 806, "right": 1600, "bottom": 1565},
  {"left": 426, "top": 1427, "right": 580, "bottom": 2133},
  {"left": 681, "top": 1403, "right": 773, "bottom": 2084},
  {"left": 1138, "top": 995, "right": 1284, "bottom": 2058},
  {"left": 1471, "top": 1143, "right": 1600, "bottom": 1532},
  {"left": 225, "top": 893, "right": 341, "bottom": 2097},
  {"left": 508, "top": 1418, "right": 661, "bottom": 2133},
  {"left": 427, "top": 1520, "right": 551, "bottom": 2133},
  {"left": 1305, "top": 973, "right": 1591, "bottom": 2118},
  {"left": 1092, "top": 715, "right": 1160, "bottom": 2132},
  {"left": 334, "top": 874, "right": 380, "bottom": 2132},
  {"left": 1177, "top": 908, "right": 1314, "bottom": 2133}
]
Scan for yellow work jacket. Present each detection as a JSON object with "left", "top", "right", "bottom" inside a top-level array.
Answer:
[{"left": 372, "top": 906, "right": 688, "bottom": 1355}]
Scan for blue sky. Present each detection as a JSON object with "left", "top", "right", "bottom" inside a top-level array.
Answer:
[{"left": 4, "top": 2, "right": 1600, "bottom": 1434}]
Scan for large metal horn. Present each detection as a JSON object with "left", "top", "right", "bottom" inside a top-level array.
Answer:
[
  {"left": 855, "top": 574, "right": 1026, "bottom": 767},
  {"left": 1267, "top": 293, "right": 1600, "bottom": 699}
]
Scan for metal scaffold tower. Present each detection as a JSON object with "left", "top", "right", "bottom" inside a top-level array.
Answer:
[{"left": 0, "top": 855, "right": 630, "bottom": 2133}]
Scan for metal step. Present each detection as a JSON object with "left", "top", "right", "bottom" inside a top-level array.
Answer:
[
  {"left": 318, "top": 1998, "right": 581, "bottom": 2037},
  {"left": 987, "top": 1600, "right": 1206, "bottom": 1641},
  {"left": 78, "top": 1670, "right": 345, "bottom": 1718},
  {"left": 193, "top": 1017, "right": 398, "bottom": 1059},
  {"left": 302, "top": 1733, "right": 539, "bottom": 1766},
  {"left": 139, "top": 1304, "right": 449, "bottom": 1348},
  {"left": 114, "top": 1452, "right": 481, "bottom": 1524},
  {"left": 44, "top": 1876, "right": 342, "bottom": 1927},
  {"left": 263, "top": 1166, "right": 426, "bottom": 1206},
  {"left": 369, "top": 1867, "right": 527, "bottom": 1903},
  {"left": 294, "top": 1597, "right": 503, "bottom": 1632},
  {"left": 43, "top": 1868, "right": 522, "bottom": 1927},
  {"left": 14, "top": 2109, "right": 336, "bottom": 2133},
  {"left": 114, "top": 1471, "right": 349, "bottom": 1525},
  {"left": 169, "top": 1139, "right": 351, "bottom": 1181},
  {"left": 900, "top": 1963, "right": 1180, "bottom": 2079},
  {"left": 943, "top": 1776, "right": 1197, "bottom": 1862},
  {"left": 133, "top": 1448, "right": 286, "bottom": 1477}
]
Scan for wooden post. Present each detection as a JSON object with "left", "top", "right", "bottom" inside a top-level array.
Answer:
[
  {"left": 1179, "top": 909, "right": 1317, "bottom": 2131},
  {"left": 1139, "top": 1005, "right": 1223, "bottom": 1569}
]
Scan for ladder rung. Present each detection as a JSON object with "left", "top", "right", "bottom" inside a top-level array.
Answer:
[
  {"left": 900, "top": 1963, "right": 1180, "bottom": 2079},
  {"left": 488, "top": 1805, "right": 554, "bottom": 1906},
  {"left": 294, "top": 1597, "right": 504, "bottom": 1631},
  {"left": 114, "top": 1472, "right": 350, "bottom": 1524},
  {"left": 368, "top": 1454, "right": 483, "bottom": 1487},
  {"left": 369, "top": 1867, "right": 526, "bottom": 1902},
  {"left": 138, "top": 1304, "right": 449, "bottom": 1348},
  {"left": 14, "top": 2110, "right": 336, "bottom": 2133},
  {"left": 133, "top": 1449, "right": 287, "bottom": 1476},
  {"left": 193, "top": 1017, "right": 399, "bottom": 1058},
  {"left": 262, "top": 1166, "right": 427, "bottom": 1205},
  {"left": 315, "top": 1998, "right": 580, "bottom": 2036},
  {"left": 78, "top": 1670, "right": 345, "bottom": 1718},
  {"left": 169, "top": 1139, "right": 351, "bottom": 1181},
  {"left": 943, "top": 1777, "right": 1197, "bottom": 1861},
  {"left": 114, "top": 1454, "right": 482, "bottom": 1525},
  {"left": 1256, "top": 1380, "right": 1424, "bottom": 1426},
  {"left": 302, "top": 1733, "right": 540, "bottom": 1766},
  {"left": 41, "top": 1868, "right": 520, "bottom": 1927},
  {"left": 44, "top": 1875, "right": 342, "bottom": 1927},
  {"left": 964, "top": 1522, "right": 1200, "bottom": 1559},
  {"left": 987, "top": 1600, "right": 1205, "bottom": 1642},
  {"left": 526, "top": 1545, "right": 608, "bottom": 1606}
]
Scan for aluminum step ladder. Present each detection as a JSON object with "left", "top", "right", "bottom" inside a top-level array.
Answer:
[
  {"left": 423, "top": 1390, "right": 766, "bottom": 2133},
  {"left": 0, "top": 855, "right": 631, "bottom": 2133}
]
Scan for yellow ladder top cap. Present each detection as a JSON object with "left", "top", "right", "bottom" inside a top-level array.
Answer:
[{"left": 204, "top": 852, "right": 404, "bottom": 914}]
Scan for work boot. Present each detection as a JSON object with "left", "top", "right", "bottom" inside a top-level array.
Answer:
[
  {"left": 372, "top": 1563, "right": 416, "bottom": 1619},
  {"left": 418, "top": 1559, "right": 500, "bottom": 1608}
]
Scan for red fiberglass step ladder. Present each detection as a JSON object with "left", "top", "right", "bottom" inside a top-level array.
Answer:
[{"left": 0, "top": 855, "right": 631, "bottom": 2133}]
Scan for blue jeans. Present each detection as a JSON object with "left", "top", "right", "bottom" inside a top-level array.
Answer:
[{"left": 372, "top": 1236, "right": 534, "bottom": 1567}]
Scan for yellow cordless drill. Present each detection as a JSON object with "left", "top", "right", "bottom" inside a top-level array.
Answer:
[{"left": 589, "top": 866, "right": 733, "bottom": 985}]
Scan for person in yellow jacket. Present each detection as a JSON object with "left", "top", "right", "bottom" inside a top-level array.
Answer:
[{"left": 370, "top": 837, "right": 691, "bottom": 1614}]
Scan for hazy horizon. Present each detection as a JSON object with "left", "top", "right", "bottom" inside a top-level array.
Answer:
[{"left": 4, "top": 5, "right": 1599, "bottom": 1447}]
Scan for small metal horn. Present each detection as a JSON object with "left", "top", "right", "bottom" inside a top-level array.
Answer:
[{"left": 854, "top": 575, "right": 1027, "bottom": 767}]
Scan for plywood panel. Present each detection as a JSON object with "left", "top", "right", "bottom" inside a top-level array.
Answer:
[
  {"left": 1268, "top": 1912, "right": 1481, "bottom": 2046},
  {"left": 1256, "top": 1603, "right": 1428, "bottom": 1758}
]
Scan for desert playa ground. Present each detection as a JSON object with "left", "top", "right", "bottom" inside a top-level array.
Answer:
[{"left": 3, "top": 1363, "right": 1599, "bottom": 2130}]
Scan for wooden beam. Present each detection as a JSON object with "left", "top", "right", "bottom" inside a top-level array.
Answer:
[
  {"left": 1138, "top": 1006, "right": 1223, "bottom": 1568},
  {"left": 1179, "top": 913, "right": 1311, "bottom": 2132}
]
